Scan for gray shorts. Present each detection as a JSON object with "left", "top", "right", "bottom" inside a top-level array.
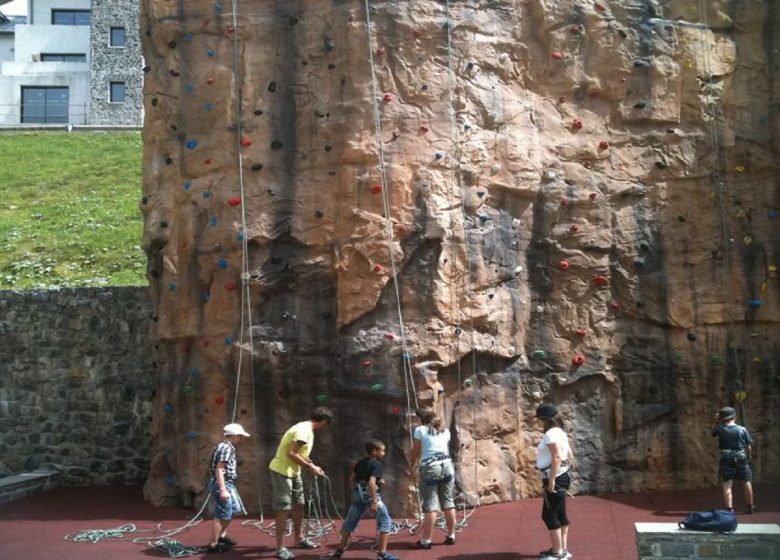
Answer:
[
  {"left": 419, "top": 459, "right": 455, "bottom": 512},
  {"left": 270, "top": 470, "right": 305, "bottom": 511}
]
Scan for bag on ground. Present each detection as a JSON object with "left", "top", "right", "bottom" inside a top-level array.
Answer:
[{"left": 678, "top": 509, "right": 738, "bottom": 532}]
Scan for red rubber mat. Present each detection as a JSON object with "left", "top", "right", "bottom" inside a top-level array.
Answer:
[{"left": 1, "top": 484, "right": 778, "bottom": 559}]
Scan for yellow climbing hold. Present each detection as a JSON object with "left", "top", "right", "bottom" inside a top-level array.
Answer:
[
  {"left": 735, "top": 210, "right": 745, "bottom": 219},
  {"left": 768, "top": 265, "right": 777, "bottom": 273},
  {"left": 760, "top": 282, "right": 768, "bottom": 292},
  {"left": 735, "top": 165, "right": 745, "bottom": 173},
  {"left": 735, "top": 390, "right": 747, "bottom": 403},
  {"left": 753, "top": 356, "right": 762, "bottom": 363},
  {"left": 743, "top": 235, "right": 753, "bottom": 245},
  {"left": 684, "top": 59, "right": 694, "bottom": 69}
]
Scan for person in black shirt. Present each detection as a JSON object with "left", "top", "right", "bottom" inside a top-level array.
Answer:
[
  {"left": 711, "top": 407, "right": 755, "bottom": 513},
  {"left": 330, "top": 439, "right": 399, "bottom": 560}
]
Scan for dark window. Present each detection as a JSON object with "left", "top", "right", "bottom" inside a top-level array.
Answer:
[
  {"left": 110, "top": 81, "right": 126, "bottom": 103},
  {"left": 40, "top": 53, "right": 87, "bottom": 63},
  {"left": 52, "top": 9, "right": 91, "bottom": 25},
  {"left": 21, "top": 86, "right": 69, "bottom": 124},
  {"left": 110, "top": 27, "right": 126, "bottom": 47}
]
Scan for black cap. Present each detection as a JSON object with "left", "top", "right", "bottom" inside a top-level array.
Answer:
[
  {"left": 719, "top": 407, "right": 736, "bottom": 420},
  {"left": 535, "top": 403, "right": 558, "bottom": 419}
]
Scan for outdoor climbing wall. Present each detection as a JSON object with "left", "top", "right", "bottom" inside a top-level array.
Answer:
[{"left": 140, "top": 0, "right": 780, "bottom": 514}]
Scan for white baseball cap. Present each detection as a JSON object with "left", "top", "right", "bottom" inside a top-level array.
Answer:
[{"left": 224, "top": 423, "right": 251, "bottom": 437}]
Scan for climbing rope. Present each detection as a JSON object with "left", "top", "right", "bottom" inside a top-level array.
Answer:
[{"left": 64, "top": 523, "right": 140, "bottom": 543}]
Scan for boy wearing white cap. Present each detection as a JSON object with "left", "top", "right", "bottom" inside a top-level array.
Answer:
[{"left": 207, "top": 422, "right": 251, "bottom": 553}]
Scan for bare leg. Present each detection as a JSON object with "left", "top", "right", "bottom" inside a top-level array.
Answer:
[
  {"left": 275, "top": 511, "right": 290, "bottom": 550},
  {"left": 444, "top": 507, "right": 456, "bottom": 537},
  {"left": 377, "top": 532, "right": 389, "bottom": 553},
  {"left": 421, "top": 511, "right": 437, "bottom": 542},
  {"left": 744, "top": 481, "right": 754, "bottom": 507},
  {"left": 210, "top": 519, "right": 230, "bottom": 547},
  {"left": 721, "top": 480, "right": 733, "bottom": 509},
  {"left": 547, "top": 528, "right": 563, "bottom": 553},
  {"left": 292, "top": 502, "right": 305, "bottom": 542},
  {"left": 561, "top": 524, "right": 569, "bottom": 551}
]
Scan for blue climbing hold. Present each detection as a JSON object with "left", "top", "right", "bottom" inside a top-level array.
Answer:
[
  {"left": 218, "top": 259, "right": 229, "bottom": 269},
  {"left": 190, "top": 367, "right": 201, "bottom": 378},
  {"left": 210, "top": 216, "right": 218, "bottom": 226},
  {"left": 185, "top": 140, "right": 198, "bottom": 150},
  {"left": 184, "top": 181, "right": 193, "bottom": 191},
  {"left": 237, "top": 231, "right": 245, "bottom": 241},
  {"left": 202, "top": 191, "right": 211, "bottom": 198},
  {"left": 224, "top": 336, "right": 235, "bottom": 345},
  {"left": 214, "top": 2, "right": 223, "bottom": 13},
  {"left": 479, "top": 215, "right": 490, "bottom": 223},
  {"left": 169, "top": 282, "right": 176, "bottom": 291},
  {"left": 184, "top": 83, "right": 194, "bottom": 93},
  {"left": 748, "top": 299, "right": 762, "bottom": 308},
  {"left": 164, "top": 474, "right": 175, "bottom": 487},
  {"left": 186, "top": 431, "right": 198, "bottom": 440},
  {"left": 204, "top": 103, "right": 215, "bottom": 111},
  {"left": 184, "top": 32, "right": 193, "bottom": 41},
  {"left": 163, "top": 403, "right": 174, "bottom": 413},
  {"left": 206, "top": 49, "right": 215, "bottom": 58},
  {"left": 455, "top": 326, "right": 463, "bottom": 335},
  {"left": 202, "top": 292, "right": 211, "bottom": 302},
  {"left": 768, "top": 209, "right": 778, "bottom": 220}
]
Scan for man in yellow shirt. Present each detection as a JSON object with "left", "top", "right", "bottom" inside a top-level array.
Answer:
[{"left": 269, "top": 407, "right": 334, "bottom": 560}]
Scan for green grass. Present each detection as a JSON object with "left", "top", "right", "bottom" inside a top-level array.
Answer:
[{"left": 0, "top": 131, "right": 146, "bottom": 289}]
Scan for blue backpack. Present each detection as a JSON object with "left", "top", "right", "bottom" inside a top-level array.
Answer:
[{"left": 679, "top": 509, "right": 738, "bottom": 532}]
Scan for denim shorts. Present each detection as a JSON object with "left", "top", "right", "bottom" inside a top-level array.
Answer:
[
  {"left": 270, "top": 470, "right": 305, "bottom": 511},
  {"left": 419, "top": 459, "right": 455, "bottom": 512},
  {"left": 208, "top": 480, "right": 246, "bottom": 520},
  {"left": 342, "top": 486, "right": 392, "bottom": 534}
]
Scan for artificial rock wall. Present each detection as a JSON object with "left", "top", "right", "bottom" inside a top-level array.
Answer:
[{"left": 140, "top": 0, "right": 780, "bottom": 513}]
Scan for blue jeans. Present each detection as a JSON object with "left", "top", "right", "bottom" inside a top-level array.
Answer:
[
  {"left": 342, "top": 486, "right": 392, "bottom": 534},
  {"left": 209, "top": 479, "right": 246, "bottom": 520}
]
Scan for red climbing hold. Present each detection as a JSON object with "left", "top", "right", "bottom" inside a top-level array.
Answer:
[
  {"left": 572, "top": 354, "right": 585, "bottom": 366},
  {"left": 392, "top": 405, "right": 402, "bottom": 415},
  {"left": 214, "top": 395, "right": 225, "bottom": 405},
  {"left": 571, "top": 118, "right": 583, "bottom": 130},
  {"left": 226, "top": 26, "right": 235, "bottom": 34},
  {"left": 240, "top": 136, "right": 252, "bottom": 146},
  {"left": 204, "top": 158, "right": 212, "bottom": 165},
  {"left": 373, "top": 264, "right": 384, "bottom": 273},
  {"left": 413, "top": 29, "right": 422, "bottom": 38},
  {"left": 396, "top": 225, "right": 408, "bottom": 234},
  {"left": 228, "top": 196, "right": 241, "bottom": 206},
  {"left": 383, "top": 93, "right": 393, "bottom": 103},
  {"left": 225, "top": 282, "right": 237, "bottom": 291},
  {"left": 371, "top": 184, "right": 382, "bottom": 194},
  {"left": 376, "top": 47, "right": 386, "bottom": 55},
  {"left": 594, "top": 2, "right": 606, "bottom": 12},
  {"left": 385, "top": 333, "right": 395, "bottom": 340},
  {"left": 561, "top": 198, "right": 569, "bottom": 207},
  {"left": 362, "top": 359, "right": 372, "bottom": 367},
  {"left": 558, "top": 95, "right": 567, "bottom": 104},
  {"left": 420, "top": 125, "right": 429, "bottom": 133},
  {"left": 575, "top": 328, "right": 587, "bottom": 337},
  {"left": 599, "top": 140, "right": 610, "bottom": 150},
  {"left": 551, "top": 51, "right": 565, "bottom": 60},
  {"left": 589, "top": 192, "right": 597, "bottom": 200},
  {"left": 559, "top": 260, "right": 570, "bottom": 271},
  {"left": 594, "top": 275, "right": 609, "bottom": 286},
  {"left": 206, "top": 77, "right": 215, "bottom": 85},
  {"left": 610, "top": 300, "right": 621, "bottom": 311},
  {"left": 570, "top": 24, "right": 582, "bottom": 34},
  {"left": 570, "top": 224, "right": 579, "bottom": 233},
  {"left": 202, "top": 339, "right": 210, "bottom": 347}
]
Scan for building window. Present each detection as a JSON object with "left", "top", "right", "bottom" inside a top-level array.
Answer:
[
  {"left": 110, "top": 27, "right": 127, "bottom": 47},
  {"left": 41, "top": 53, "right": 87, "bottom": 63},
  {"left": 51, "top": 9, "right": 91, "bottom": 25},
  {"left": 110, "top": 82, "right": 126, "bottom": 103},
  {"left": 21, "top": 87, "right": 69, "bottom": 123}
]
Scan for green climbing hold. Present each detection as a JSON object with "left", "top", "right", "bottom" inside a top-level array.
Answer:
[
  {"left": 672, "top": 353, "right": 686, "bottom": 362},
  {"left": 710, "top": 355, "right": 723, "bottom": 364},
  {"left": 315, "top": 394, "right": 329, "bottom": 403},
  {"left": 533, "top": 349, "right": 546, "bottom": 358},
  {"left": 370, "top": 383, "right": 385, "bottom": 393},
  {"left": 183, "top": 385, "right": 192, "bottom": 394}
]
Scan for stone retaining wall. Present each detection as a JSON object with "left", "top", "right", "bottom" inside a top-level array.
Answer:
[
  {"left": 0, "top": 287, "right": 155, "bottom": 484},
  {"left": 636, "top": 522, "right": 780, "bottom": 560}
]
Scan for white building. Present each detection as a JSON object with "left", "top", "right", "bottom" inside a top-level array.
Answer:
[{"left": 0, "top": 0, "right": 141, "bottom": 126}]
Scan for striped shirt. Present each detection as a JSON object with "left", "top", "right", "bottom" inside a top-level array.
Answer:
[{"left": 209, "top": 441, "right": 238, "bottom": 483}]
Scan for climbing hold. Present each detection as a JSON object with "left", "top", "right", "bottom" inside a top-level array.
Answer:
[
  {"left": 214, "top": 396, "right": 225, "bottom": 405},
  {"left": 455, "top": 326, "right": 463, "bottom": 335},
  {"left": 569, "top": 24, "right": 582, "bottom": 34},
  {"left": 391, "top": 405, "right": 402, "bottom": 415},
  {"left": 677, "top": 215, "right": 686, "bottom": 223},
  {"left": 609, "top": 300, "right": 621, "bottom": 311},
  {"left": 655, "top": 161, "right": 667, "bottom": 169},
  {"left": 735, "top": 165, "right": 745, "bottom": 173},
  {"left": 558, "top": 96, "right": 567, "bottom": 104},
  {"left": 687, "top": 332, "right": 697, "bottom": 341},
  {"left": 315, "top": 209, "right": 324, "bottom": 218},
  {"left": 684, "top": 59, "right": 694, "bottom": 69},
  {"left": 270, "top": 140, "right": 283, "bottom": 150},
  {"left": 748, "top": 299, "right": 762, "bottom": 308},
  {"left": 672, "top": 352, "right": 686, "bottom": 362},
  {"left": 204, "top": 103, "right": 215, "bottom": 111},
  {"left": 227, "top": 196, "right": 241, "bottom": 207},
  {"left": 164, "top": 403, "right": 174, "bottom": 413},
  {"left": 533, "top": 349, "right": 546, "bottom": 358},
  {"left": 376, "top": 46, "right": 386, "bottom": 55},
  {"left": 371, "top": 184, "right": 382, "bottom": 194},
  {"left": 206, "top": 48, "right": 215, "bottom": 57},
  {"left": 589, "top": 193, "right": 597, "bottom": 200},
  {"left": 710, "top": 355, "right": 723, "bottom": 365},
  {"left": 477, "top": 191, "right": 486, "bottom": 198},
  {"left": 551, "top": 51, "right": 565, "bottom": 60},
  {"left": 769, "top": 265, "right": 777, "bottom": 273},
  {"left": 743, "top": 235, "right": 753, "bottom": 245},
  {"left": 593, "top": 275, "right": 609, "bottom": 286},
  {"left": 224, "top": 282, "right": 237, "bottom": 291},
  {"left": 435, "top": 152, "right": 444, "bottom": 160},
  {"left": 570, "top": 224, "right": 579, "bottom": 233},
  {"left": 217, "top": 259, "right": 229, "bottom": 269},
  {"left": 240, "top": 137, "right": 252, "bottom": 147},
  {"left": 594, "top": 2, "right": 606, "bottom": 12},
  {"left": 598, "top": 140, "right": 610, "bottom": 150},
  {"left": 362, "top": 359, "right": 372, "bottom": 367},
  {"left": 206, "top": 77, "right": 215, "bottom": 85},
  {"left": 383, "top": 93, "right": 393, "bottom": 103},
  {"left": 202, "top": 292, "right": 211, "bottom": 302},
  {"left": 560, "top": 198, "right": 569, "bottom": 207},
  {"left": 753, "top": 357, "right": 762, "bottom": 363},
  {"left": 185, "top": 140, "right": 198, "bottom": 150},
  {"left": 558, "top": 260, "right": 570, "bottom": 271},
  {"left": 575, "top": 328, "right": 587, "bottom": 338},
  {"left": 315, "top": 394, "right": 329, "bottom": 403},
  {"left": 373, "top": 264, "right": 384, "bottom": 273},
  {"left": 185, "top": 431, "right": 198, "bottom": 440},
  {"left": 572, "top": 354, "right": 585, "bottom": 366},
  {"left": 734, "top": 390, "right": 747, "bottom": 403},
  {"left": 463, "top": 378, "right": 474, "bottom": 388},
  {"left": 224, "top": 336, "right": 234, "bottom": 345},
  {"left": 419, "top": 125, "right": 429, "bottom": 133},
  {"left": 384, "top": 333, "right": 395, "bottom": 340},
  {"left": 413, "top": 29, "right": 422, "bottom": 38},
  {"left": 370, "top": 383, "right": 385, "bottom": 393},
  {"left": 214, "top": 2, "right": 223, "bottom": 13},
  {"left": 479, "top": 215, "right": 490, "bottom": 224},
  {"left": 168, "top": 282, "right": 176, "bottom": 291},
  {"left": 768, "top": 209, "right": 778, "bottom": 220},
  {"left": 202, "top": 191, "right": 211, "bottom": 199},
  {"left": 204, "top": 158, "right": 212, "bottom": 165},
  {"left": 571, "top": 118, "right": 583, "bottom": 130}
]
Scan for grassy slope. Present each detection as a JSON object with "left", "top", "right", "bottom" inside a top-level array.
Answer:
[{"left": 0, "top": 131, "right": 146, "bottom": 289}]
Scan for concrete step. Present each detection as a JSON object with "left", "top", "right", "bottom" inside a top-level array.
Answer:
[{"left": 0, "top": 470, "right": 60, "bottom": 505}]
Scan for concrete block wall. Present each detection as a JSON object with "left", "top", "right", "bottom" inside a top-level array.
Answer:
[{"left": 636, "top": 522, "right": 780, "bottom": 559}]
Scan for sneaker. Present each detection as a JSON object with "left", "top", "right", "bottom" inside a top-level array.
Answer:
[
  {"left": 218, "top": 535, "right": 237, "bottom": 546},
  {"left": 331, "top": 549, "right": 344, "bottom": 559},
  {"left": 206, "top": 543, "right": 230, "bottom": 553},
  {"left": 443, "top": 536, "right": 456, "bottom": 545},
  {"left": 378, "top": 553, "right": 400, "bottom": 560},
  {"left": 539, "top": 550, "right": 571, "bottom": 559},
  {"left": 296, "top": 538, "right": 318, "bottom": 549},
  {"left": 276, "top": 548, "right": 296, "bottom": 560},
  {"left": 411, "top": 540, "right": 432, "bottom": 550},
  {"left": 745, "top": 504, "right": 756, "bottom": 514}
]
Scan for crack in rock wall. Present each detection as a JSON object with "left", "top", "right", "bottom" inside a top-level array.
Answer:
[{"left": 140, "top": 0, "right": 780, "bottom": 513}]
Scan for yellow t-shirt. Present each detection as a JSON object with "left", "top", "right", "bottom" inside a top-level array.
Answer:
[{"left": 269, "top": 421, "right": 314, "bottom": 478}]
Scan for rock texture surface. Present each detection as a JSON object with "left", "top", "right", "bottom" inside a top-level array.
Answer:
[{"left": 140, "top": 0, "right": 780, "bottom": 513}]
